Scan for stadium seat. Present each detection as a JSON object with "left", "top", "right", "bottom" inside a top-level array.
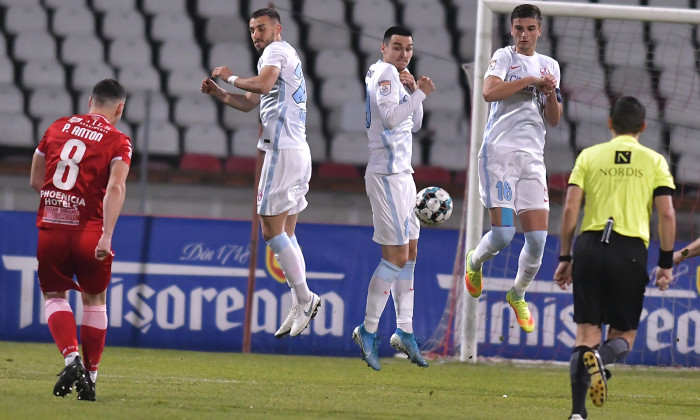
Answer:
[
  {"left": 109, "top": 38, "right": 152, "bottom": 69},
  {"left": 44, "top": 0, "right": 84, "bottom": 8},
  {"left": 551, "top": 16, "right": 595, "bottom": 39},
  {"left": 412, "top": 165, "right": 452, "bottom": 185},
  {"left": 574, "top": 121, "right": 615, "bottom": 150},
  {"left": 142, "top": 0, "right": 186, "bottom": 14},
  {"left": 410, "top": 27, "right": 451, "bottom": 57},
  {"left": 71, "top": 62, "right": 116, "bottom": 92},
  {"left": 670, "top": 126, "right": 700, "bottom": 158},
  {"left": 403, "top": 0, "right": 445, "bottom": 29},
  {"left": 123, "top": 92, "right": 170, "bottom": 125},
  {"left": 565, "top": 97, "right": 611, "bottom": 124},
  {"left": 102, "top": 10, "right": 146, "bottom": 39},
  {"left": 198, "top": 0, "right": 241, "bottom": 18},
  {"left": 658, "top": 68, "right": 699, "bottom": 103},
  {"left": 4, "top": 4, "right": 48, "bottom": 34},
  {"left": 320, "top": 78, "right": 363, "bottom": 108},
  {"left": 306, "top": 23, "right": 352, "bottom": 50},
  {"left": 429, "top": 140, "right": 468, "bottom": 171},
  {"left": 136, "top": 120, "right": 180, "bottom": 156},
  {"left": 0, "top": 56, "right": 14, "bottom": 85},
  {"left": 314, "top": 49, "right": 358, "bottom": 79},
  {"left": 639, "top": 119, "right": 664, "bottom": 153},
  {"left": 0, "top": 113, "right": 34, "bottom": 148},
  {"left": 647, "top": 0, "right": 691, "bottom": 6},
  {"left": 544, "top": 145, "right": 576, "bottom": 176},
  {"left": 179, "top": 153, "right": 223, "bottom": 171},
  {"left": 428, "top": 113, "right": 464, "bottom": 144},
  {"left": 61, "top": 34, "right": 104, "bottom": 65},
  {"left": 414, "top": 57, "right": 461, "bottom": 86},
  {"left": 174, "top": 94, "right": 218, "bottom": 126},
  {"left": 604, "top": 34, "right": 647, "bottom": 67},
  {"left": 167, "top": 68, "right": 208, "bottom": 97},
  {"left": 300, "top": 0, "right": 345, "bottom": 24},
  {"left": 0, "top": 84, "right": 23, "bottom": 114},
  {"left": 118, "top": 66, "right": 161, "bottom": 92},
  {"left": 357, "top": 24, "right": 389, "bottom": 56},
  {"left": 351, "top": 0, "right": 395, "bottom": 28},
  {"left": 547, "top": 172, "right": 571, "bottom": 192},
  {"left": 205, "top": 16, "right": 250, "bottom": 44},
  {"left": 28, "top": 88, "right": 73, "bottom": 119},
  {"left": 653, "top": 42, "right": 697, "bottom": 71},
  {"left": 222, "top": 105, "right": 260, "bottom": 131},
  {"left": 92, "top": 0, "right": 136, "bottom": 12},
  {"left": 557, "top": 37, "right": 598, "bottom": 67},
  {"left": 13, "top": 32, "right": 57, "bottom": 62},
  {"left": 208, "top": 42, "right": 254, "bottom": 72},
  {"left": 231, "top": 126, "right": 262, "bottom": 158},
  {"left": 455, "top": 2, "right": 478, "bottom": 33},
  {"left": 561, "top": 64, "right": 607, "bottom": 103},
  {"left": 52, "top": 5, "right": 95, "bottom": 36},
  {"left": 423, "top": 87, "right": 465, "bottom": 115},
  {"left": 159, "top": 40, "right": 203, "bottom": 70},
  {"left": 317, "top": 162, "right": 361, "bottom": 179},
  {"left": 183, "top": 124, "right": 228, "bottom": 157},
  {"left": 306, "top": 128, "right": 328, "bottom": 162},
  {"left": 328, "top": 101, "right": 365, "bottom": 133},
  {"left": 675, "top": 154, "right": 700, "bottom": 187},
  {"left": 224, "top": 156, "right": 257, "bottom": 174},
  {"left": 329, "top": 132, "right": 367, "bottom": 165},
  {"left": 305, "top": 103, "right": 324, "bottom": 131},
  {"left": 545, "top": 120, "right": 572, "bottom": 148},
  {"left": 151, "top": 12, "right": 194, "bottom": 42},
  {"left": 664, "top": 96, "right": 700, "bottom": 128},
  {"left": 22, "top": 59, "right": 66, "bottom": 89}
]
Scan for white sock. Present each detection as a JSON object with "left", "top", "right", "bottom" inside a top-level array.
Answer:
[
  {"left": 512, "top": 231, "right": 547, "bottom": 297},
  {"left": 267, "top": 233, "right": 311, "bottom": 304},
  {"left": 90, "top": 371, "right": 98, "bottom": 383},
  {"left": 64, "top": 351, "right": 79, "bottom": 366},
  {"left": 392, "top": 261, "right": 415, "bottom": 333},
  {"left": 364, "top": 259, "right": 401, "bottom": 333},
  {"left": 472, "top": 231, "right": 501, "bottom": 269}
]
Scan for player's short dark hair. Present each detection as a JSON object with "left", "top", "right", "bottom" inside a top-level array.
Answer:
[
  {"left": 511, "top": 4, "right": 542, "bottom": 24},
  {"left": 383, "top": 26, "right": 412, "bottom": 45},
  {"left": 251, "top": 7, "right": 281, "bottom": 23},
  {"left": 92, "top": 79, "right": 126, "bottom": 106},
  {"left": 610, "top": 96, "right": 646, "bottom": 135}
]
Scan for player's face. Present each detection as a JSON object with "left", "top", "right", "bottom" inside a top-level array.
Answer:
[
  {"left": 511, "top": 17, "right": 542, "bottom": 55},
  {"left": 381, "top": 35, "right": 413, "bottom": 72},
  {"left": 249, "top": 15, "right": 281, "bottom": 51}
]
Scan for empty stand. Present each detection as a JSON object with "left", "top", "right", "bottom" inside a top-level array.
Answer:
[{"left": 183, "top": 124, "right": 228, "bottom": 157}]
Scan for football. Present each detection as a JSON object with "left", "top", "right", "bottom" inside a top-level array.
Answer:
[{"left": 414, "top": 186, "right": 453, "bottom": 226}]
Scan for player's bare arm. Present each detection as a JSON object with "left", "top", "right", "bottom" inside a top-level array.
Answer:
[
  {"left": 654, "top": 194, "right": 676, "bottom": 290},
  {"left": 29, "top": 152, "right": 46, "bottom": 193},
  {"left": 542, "top": 74, "right": 562, "bottom": 127},
  {"left": 674, "top": 236, "right": 700, "bottom": 264},
  {"left": 96, "top": 159, "right": 129, "bottom": 261},
  {"left": 482, "top": 74, "right": 543, "bottom": 102},
  {"left": 553, "top": 184, "right": 583, "bottom": 290},
  {"left": 201, "top": 77, "right": 260, "bottom": 112}
]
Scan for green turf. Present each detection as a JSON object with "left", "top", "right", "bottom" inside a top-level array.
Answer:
[{"left": 1, "top": 341, "right": 698, "bottom": 419}]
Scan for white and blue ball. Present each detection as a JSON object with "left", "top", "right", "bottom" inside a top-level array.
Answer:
[{"left": 414, "top": 186, "right": 453, "bottom": 226}]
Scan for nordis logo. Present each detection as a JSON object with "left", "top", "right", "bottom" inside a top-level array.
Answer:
[{"left": 265, "top": 247, "right": 287, "bottom": 284}]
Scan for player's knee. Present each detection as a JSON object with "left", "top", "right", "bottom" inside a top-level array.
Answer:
[
  {"left": 523, "top": 230, "right": 547, "bottom": 258},
  {"left": 490, "top": 226, "right": 516, "bottom": 250}
]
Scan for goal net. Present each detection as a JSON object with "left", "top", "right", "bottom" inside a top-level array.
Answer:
[{"left": 422, "top": 0, "right": 700, "bottom": 368}]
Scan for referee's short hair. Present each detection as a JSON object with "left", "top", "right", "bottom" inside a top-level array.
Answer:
[{"left": 610, "top": 96, "right": 646, "bottom": 135}]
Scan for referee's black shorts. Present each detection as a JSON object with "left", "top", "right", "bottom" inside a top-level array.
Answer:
[{"left": 572, "top": 230, "right": 649, "bottom": 331}]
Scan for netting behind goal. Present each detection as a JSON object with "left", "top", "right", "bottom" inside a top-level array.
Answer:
[{"left": 422, "top": 0, "right": 700, "bottom": 368}]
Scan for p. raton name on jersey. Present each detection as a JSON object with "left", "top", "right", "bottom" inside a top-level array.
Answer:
[{"left": 61, "top": 117, "right": 109, "bottom": 142}]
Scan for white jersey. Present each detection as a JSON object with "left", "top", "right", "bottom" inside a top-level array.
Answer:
[
  {"left": 257, "top": 41, "right": 308, "bottom": 151},
  {"left": 365, "top": 60, "right": 426, "bottom": 175},
  {"left": 481, "top": 46, "right": 560, "bottom": 156}
]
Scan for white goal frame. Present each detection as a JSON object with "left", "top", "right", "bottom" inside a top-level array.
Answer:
[{"left": 461, "top": 0, "right": 700, "bottom": 362}]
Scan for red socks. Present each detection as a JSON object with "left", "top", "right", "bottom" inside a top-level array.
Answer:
[
  {"left": 45, "top": 298, "right": 79, "bottom": 356},
  {"left": 81, "top": 305, "right": 107, "bottom": 373}
]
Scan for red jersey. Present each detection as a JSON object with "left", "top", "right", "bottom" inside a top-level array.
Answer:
[{"left": 36, "top": 113, "right": 132, "bottom": 231}]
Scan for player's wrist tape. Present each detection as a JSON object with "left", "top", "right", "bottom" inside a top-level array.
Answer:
[
  {"left": 658, "top": 249, "right": 673, "bottom": 269},
  {"left": 227, "top": 75, "right": 238, "bottom": 85},
  {"left": 558, "top": 255, "right": 572, "bottom": 262}
]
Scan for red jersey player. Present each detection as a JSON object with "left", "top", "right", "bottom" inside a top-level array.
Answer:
[{"left": 30, "top": 79, "right": 131, "bottom": 401}]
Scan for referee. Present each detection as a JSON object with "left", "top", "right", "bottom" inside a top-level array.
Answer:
[{"left": 553, "top": 96, "right": 676, "bottom": 420}]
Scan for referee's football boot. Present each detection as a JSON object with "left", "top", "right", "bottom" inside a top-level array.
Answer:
[
  {"left": 352, "top": 323, "right": 381, "bottom": 371},
  {"left": 53, "top": 356, "right": 86, "bottom": 397},
  {"left": 76, "top": 374, "right": 96, "bottom": 401},
  {"left": 465, "top": 249, "right": 483, "bottom": 297},
  {"left": 389, "top": 328, "right": 428, "bottom": 367},
  {"left": 583, "top": 350, "right": 607, "bottom": 408},
  {"left": 506, "top": 288, "right": 535, "bottom": 333},
  {"left": 290, "top": 293, "right": 321, "bottom": 337},
  {"left": 274, "top": 305, "right": 296, "bottom": 338}
]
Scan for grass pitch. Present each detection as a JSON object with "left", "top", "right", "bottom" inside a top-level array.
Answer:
[{"left": 1, "top": 341, "right": 698, "bottom": 419}]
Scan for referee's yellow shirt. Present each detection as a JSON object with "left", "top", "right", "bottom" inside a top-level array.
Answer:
[{"left": 568, "top": 134, "right": 675, "bottom": 247}]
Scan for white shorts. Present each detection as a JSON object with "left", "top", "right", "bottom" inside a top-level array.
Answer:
[
  {"left": 478, "top": 151, "right": 549, "bottom": 214},
  {"left": 257, "top": 148, "right": 311, "bottom": 216},
  {"left": 365, "top": 171, "right": 420, "bottom": 245}
]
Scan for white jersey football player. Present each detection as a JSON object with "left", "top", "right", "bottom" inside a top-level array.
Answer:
[
  {"left": 465, "top": 4, "right": 562, "bottom": 333},
  {"left": 201, "top": 8, "right": 320, "bottom": 339},
  {"left": 352, "top": 26, "right": 434, "bottom": 371}
]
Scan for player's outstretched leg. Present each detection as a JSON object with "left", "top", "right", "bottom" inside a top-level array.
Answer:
[
  {"left": 352, "top": 323, "right": 380, "bottom": 370},
  {"left": 506, "top": 287, "right": 534, "bottom": 333},
  {"left": 290, "top": 292, "right": 321, "bottom": 336},
  {"left": 464, "top": 249, "right": 483, "bottom": 297},
  {"left": 53, "top": 356, "right": 86, "bottom": 397},
  {"left": 390, "top": 328, "right": 428, "bottom": 367},
  {"left": 583, "top": 350, "right": 607, "bottom": 408}
]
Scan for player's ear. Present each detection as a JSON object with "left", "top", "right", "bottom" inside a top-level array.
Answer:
[
  {"left": 607, "top": 118, "right": 613, "bottom": 131},
  {"left": 638, "top": 121, "right": 647, "bottom": 134},
  {"left": 115, "top": 102, "right": 125, "bottom": 119}
]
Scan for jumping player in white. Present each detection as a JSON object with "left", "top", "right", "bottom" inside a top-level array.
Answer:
[
  {"left": 464, "top": 4, "right": 562, "bottom": 333},
  {"left": 201, "top": 8, "right": 320, "bottom": 338},
  {"left": 352, "top": 26, "right": 434, "bottom": 371}
]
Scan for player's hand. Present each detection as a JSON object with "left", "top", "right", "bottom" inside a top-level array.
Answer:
[
  {"left": 95, "top": 234, "right": 114, "bottom": 261},
  {"left": 211, "top": 66, "right": 233, "bottom": 81},
  {"left": 417, "top": 76, "right": 435, "bottom": 96},
  {"left": 655, "top": 266, "right": 673, "bottom": 291},
  {"left": 673, "top": 250, "right": 686, "bottom": 265},
  {"left": 201, "top": 78, "right": 223, "bottom": 96},
  {"left": 538, "top": 74, "right": 557, "bottom": 95},
  {"left": 553, "top": 262, "right": 573, "bottom": 290},
  {"left": 399, "top": 69, "right": 417, "bottom": 93}
]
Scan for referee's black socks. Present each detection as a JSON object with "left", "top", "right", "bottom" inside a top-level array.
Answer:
[{"left": 569, "top": 346, "right": 592, "bottom": 419}]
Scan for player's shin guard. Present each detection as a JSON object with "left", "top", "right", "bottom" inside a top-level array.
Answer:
[
  {"left": 364, "top": 259, "right": 401, "bottom": 333},
  {"left": 80, "top": 305, "right": 107, "bottom": 376},
  {"left": 472, "top": 226, "right": 515, "bottom": 269},
  {"left": 598, "top": 337, "right": 630, "bottom": 365},
  {"left": 45, "top": 298, "right": 79, "bottom": 357},
  {"left": 570, "top": 346, "right": 591, "bottom": 419},
  {"left": 513, "top": 230, "right": 547, "bottom": 297},
  {"left": 392, "top": 261, "right": 415, "bottom": 334},
  {"left": 267, "top": 233, "right": 311, "bottom": 303}
]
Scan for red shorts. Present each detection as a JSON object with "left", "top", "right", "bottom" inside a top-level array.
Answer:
[{"left": 37, "top": 228, "right": 113, "bottom": 295}]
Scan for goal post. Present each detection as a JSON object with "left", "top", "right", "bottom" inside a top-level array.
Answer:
[{"left": 460, "top": 0, "right": 700, "bottom": 363}]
